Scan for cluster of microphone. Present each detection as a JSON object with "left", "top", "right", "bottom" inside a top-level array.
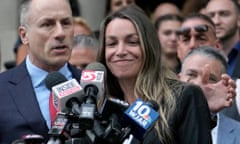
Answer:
[{"left": 13, "top": 62, "right": 160, "bottom": 144}]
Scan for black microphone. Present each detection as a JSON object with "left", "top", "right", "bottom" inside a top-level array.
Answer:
[
  {"left": 44, "top": 72, "right": 84, "bottom": 143},
  {"left": 45, "top": 71, "right": 84, "bottom": 114},
  {"left": 90, "top": 97, "right": 130, "bottom": 144},
  {"left": 78, "top": 62, "right": 106, "bottom": 130},
  {"left": 99, "top": 97, "right": 129, "bottom": 120}
]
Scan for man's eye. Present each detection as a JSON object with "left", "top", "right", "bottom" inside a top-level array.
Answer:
[
  {"left": 220, "top": 11, "right": 230, "bottom": 17},
  {"left": 186, "top": 72, "right": 196, "bottom": 78},
  {"left": 180, "top": 36, "right": 190, "bottom": 42},
  {"left": 209, "top": 76, "right": 218, "bottom": 83},
  {"left": 42, "top": 23, "right": 52, "bottom": 27},
  {"left": 163, "top": 31, "right": 172, "bottom": 36},
  {"left": 62, "top": 19, "right": 73, "bottom": 26},
  {"left": 62, "top": 21, "right": 70, "bottom": 26},
  {"left": 207, "top": 13, "right": 214, "bottom": 18}
]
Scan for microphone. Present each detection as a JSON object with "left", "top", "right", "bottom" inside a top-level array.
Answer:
[
  {"left": 45, "top": 71, "right": 84, "bottom": 113},
  {"left": 11, "top": 134, "right": 44, "bottom": 144},
  {"left": 78, "top": 62, "right": 106, "bottom": 130},
  {"left": 88, "top": 97, "right": 130, "bottom": 144},
  {"left": 121, "top": 98, "right": 160, "bottom": 141},
  {"left": 99, "top": 96, "right": 129, "bottom": 120},
  {"left": 80, "top": 62, "right": 106, "bottom": 102},
  {"left": 22, "top": 134, "right": 44, "bottom": 144},
  {"left": 45, "top": 72, "right": 84, "bottom": 143}
]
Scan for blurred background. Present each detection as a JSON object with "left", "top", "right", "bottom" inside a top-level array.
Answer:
[{"left": 0, "top": 0, "right": 186, "bottom": 72}]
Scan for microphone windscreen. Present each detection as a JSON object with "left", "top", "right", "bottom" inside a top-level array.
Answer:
[
  {"left": 85, "top": 62, "right": 107, "bottom": 73},
  {"left": 45, "top": 71, "right": 67, "bottom": 90}
]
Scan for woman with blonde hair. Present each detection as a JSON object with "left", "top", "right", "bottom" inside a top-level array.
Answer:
[{"left": 97, "top": 5, "right": 212, "bottom": 144}]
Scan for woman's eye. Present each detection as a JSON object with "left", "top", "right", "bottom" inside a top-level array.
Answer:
[
  {"left": 106, "top": 41, "right": 117, "bottom": 47},
  {"left": 128, "top": 40, "right": 139, "bottom": 45}
]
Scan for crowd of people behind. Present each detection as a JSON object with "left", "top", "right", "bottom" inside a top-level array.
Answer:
[{"left": 0, "top": 0, "right": 240, "bottom": 143}]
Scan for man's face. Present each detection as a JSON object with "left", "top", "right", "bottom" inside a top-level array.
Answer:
[
  {"left": 205, "top": 0, "right": 240, "bottom": 41},
  {"left": 19, "top": 0, "right": 74, "bottom": 71},
  {"left": 179, "top": 54, "right": 224, "bottom": 86},
  {"left": 69, "top": 46, "right": 96, "bottom": 70},
  {"left": 177, "top": 19, "right": 218, "bottom": 61}
]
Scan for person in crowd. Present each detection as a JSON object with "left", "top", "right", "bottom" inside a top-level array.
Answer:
[
  {"left": 181, "top": 0, "right": 209, "bottom": 16},
  {"left": 106, "top": 0, "right": 135, "bottom": 15},
  {"left": 205, "top": 0, "right": 240, "bottom": 122},
  {"left": 69, "top": 34, "right": 98, "bottom": 69},
  {"left": 179, "top": 46, "right": 235, "bottom": 113},
  {"left": 151, "top": 2, "right": 181, "bottom": 23},
  {"left": 176, "top": 12, "right": 240, "bottom": 124},
  {"left": 73, "top": 16, "right": 93, "bottom": 36},
  {"left": 177, "top": 13, "right": 223, "bottom": 63},
  {"left": 155, "top": 14, "right": 183, "bottom": 73},
  {"left": 12, "top": 0, "right": 82, "bottom": 67},
  {"left": 94, "top": 0, "right": 136, "bottom": 39},
  {"left": 97, "top": 5, "right": 213, "bottom": 144},
  {"left": 205, "top": 0, "right": 240, "bottom": 79},
  {"left": 179, "top": 46, "right": 240, "bottom": 144},
  {"left": 0, "top": 0, "right": 81, "bottom": 143}
]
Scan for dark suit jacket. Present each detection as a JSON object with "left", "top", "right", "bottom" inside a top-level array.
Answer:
[
  {"left": 0, "top": 61, "right": 81, "bottom": 144},
  {"left": 169, "top": 82, "right": 212, "bottom": 144},
  {"left": 231, "top": 50, "right": 240, "bottom": 79}
]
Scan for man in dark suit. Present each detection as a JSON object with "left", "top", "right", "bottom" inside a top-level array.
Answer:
[{"left": 0, "top": 0, "right": 79, "bottom": 143}]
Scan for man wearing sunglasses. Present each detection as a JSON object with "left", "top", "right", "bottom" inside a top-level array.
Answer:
[{"left": 177, "top": 13, "right": 223, "bottom": 63}]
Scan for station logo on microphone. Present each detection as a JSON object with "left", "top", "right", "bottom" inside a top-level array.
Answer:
[
  {"left": 81, "top": 70, "right": 104, "bottom": 82},
  {"left": 126, "top": 99, "right": 159, "bottom": 129}
]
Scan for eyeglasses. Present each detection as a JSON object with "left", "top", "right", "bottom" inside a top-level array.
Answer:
[{"left": 176, "top": 24, "right": 210, "bottom": 36}]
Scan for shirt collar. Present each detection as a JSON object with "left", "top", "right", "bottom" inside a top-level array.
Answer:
[{"left": 26, "top": 55, "right": 72, "bottom": 88}]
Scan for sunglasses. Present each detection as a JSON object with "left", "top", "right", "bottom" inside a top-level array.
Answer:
[{"left": 176, "top": 24, "right": 210, "bottom": 36}]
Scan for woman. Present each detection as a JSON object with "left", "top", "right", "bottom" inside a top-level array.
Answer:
[
  {"left": 155, "top": 14, "right": 183, "bottom": 73},
  {"left": 97, "top": 5, "right": 212, "bottom": 144}
]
